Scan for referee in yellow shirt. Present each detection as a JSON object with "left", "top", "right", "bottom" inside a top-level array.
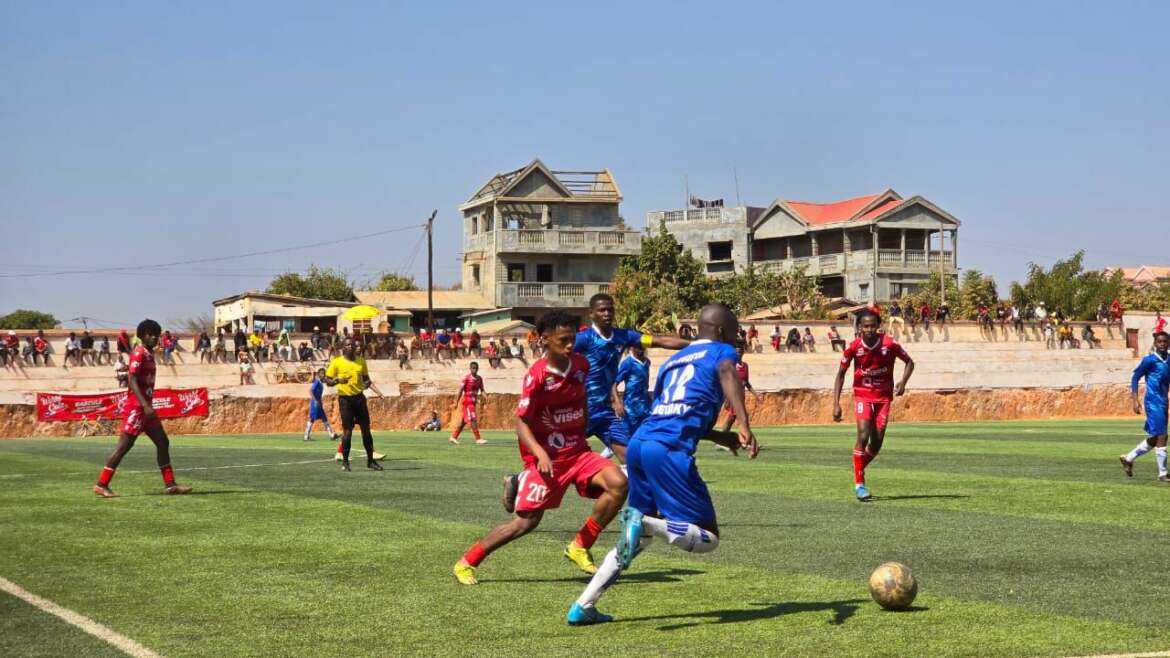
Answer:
[{"left": 323, "top": 338, "right": 385, "bottom": 471}]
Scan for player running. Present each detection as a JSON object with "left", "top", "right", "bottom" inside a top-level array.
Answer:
[
  {"left": 832, "top": 310, "right": 915, "bottom": 501},
  {"left": 1120, "top": 331, "right": 1170, "bottom": 480},
  {"left": 718, "top": 341, "right": 759, "bottom": 434},
  {"left": 93, "top": 319, "right": 193, "bottom": 497},
  {"left": 566, "top": 303, "right": 758, "bottom": 625},
  {"left": 323, "top": 338, "right": 386, "bottom": 472},
  {"left": 612, "top": 344, "right": 651, "bottom": 436},
  {"left": 453, "top": 311, "right": 628, "bottom": 585},
  {"left": 304, "top": 368, "right": 340, "bottom": 441},
  {"left": 502, "top": 293, "right": 688, "bottom": 511},
  {"left": 576, "top": 294, "right": 689, "bottom": 464},
  {"left": 449, "top": 361, "right": 486, "bottom": 445}
]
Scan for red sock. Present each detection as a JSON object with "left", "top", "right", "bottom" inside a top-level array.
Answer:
[
  {"left": 463, "top": 542, "right": 487, "bottom": 567},
  {"left": 97, "top": 466, "right": 115, "bottom": 487},
  {"left": 862, "top": 447, "right": 878, "bottom": 468},
  {"left": 337, "top": 443, "right": 343, "bottom": 454},
  {"left": 472, "top": 428, "right": 481, "bottom": 441},
  {"left": 160, "top": 464, "right": 175, "bottom": 486},
  {"left": 452, "top": 426, "right": 462, "bottom": 440},
  {"left": 852, "top": 450, "right": 866, "bottom": 485},
  {"left": 574, "top": 517, "right": 603, "bottom": 549}
]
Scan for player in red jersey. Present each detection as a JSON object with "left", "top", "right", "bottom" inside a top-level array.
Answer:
[
  {"left": 832, "top": 310, "right": 914, "bottom": 501},
  {"left": 719, "top": 341, "right": 760, "bottom": 433},
  {"left": 453, "top": 311, "right": 627, "bottom": 585},
  {"left": 93, "top": 319, "right": 193, "bottom": 498},
  {"left": 449, "top": 361, "right": 486, "bottom": 445}
]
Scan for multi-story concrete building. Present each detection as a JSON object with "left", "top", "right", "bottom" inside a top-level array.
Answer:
[
  {"left": 459, "top": 159, "right": 641, "bottom": 321},
  {"left": 648, "top": 189, "right": 960, "bottom": 302}
]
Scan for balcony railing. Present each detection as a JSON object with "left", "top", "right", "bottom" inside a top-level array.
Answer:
[
  {"left": 754, "top": 249, "right": 955, "bottom": 275},
  {"left": 498, "top": 282, "right": 611, "bottom": 307},
  {"left": 648, "top": 208, "right": 740, "bottom": 224},
  {"left": 484, "top": 228, "right": 641, "bottom": 255}
]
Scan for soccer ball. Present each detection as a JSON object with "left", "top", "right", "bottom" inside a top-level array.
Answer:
[{"left": 868, "top": 562, "right": 918, "bottom": 610}]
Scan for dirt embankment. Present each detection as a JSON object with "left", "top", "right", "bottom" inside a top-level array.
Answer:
[{"left": 0, "top": 386, "right": 1134, "bottom": 438}]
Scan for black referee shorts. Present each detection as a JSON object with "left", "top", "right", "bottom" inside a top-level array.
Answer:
[{"left": 338, "top": 394, "right": 370, "bottom": 430}]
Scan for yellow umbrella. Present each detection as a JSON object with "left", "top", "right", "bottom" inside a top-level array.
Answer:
[{"left": 342, "top": 305, "right": 381, "bottom": 321}]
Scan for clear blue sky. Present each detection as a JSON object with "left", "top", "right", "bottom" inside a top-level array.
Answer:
[{"left": 2, "top": 1, "right": 1167, "bottom": 328}]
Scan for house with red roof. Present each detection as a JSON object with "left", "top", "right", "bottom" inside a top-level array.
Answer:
[{"left": 647, "top": 188, "right": 960, "bottom": 303}]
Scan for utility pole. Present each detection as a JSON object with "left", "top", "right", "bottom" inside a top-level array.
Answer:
[{"left": 426, "top": 209, "right": 437, "bottom": 336}]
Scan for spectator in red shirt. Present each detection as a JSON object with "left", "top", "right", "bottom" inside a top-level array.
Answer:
[
  {"left": 34, "top": 330, "right": 50, "bottom": 366},
  {"left": 3, "top": 330, "right": 19, "bottom": 368},
  {"left": 117, "top": 330, "right": 132, "bottom": 356}
]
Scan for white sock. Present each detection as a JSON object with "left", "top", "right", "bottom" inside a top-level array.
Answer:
[
  {"left": 1127, "top": 440, "right": 1153, "bottom": 462},
  {"left": 600, "top": 447, "right": 614, "bottom": 459},
  {"left": 1157, "top": 447, "right": 1167, "bottom": 476},
  {"left": 303, "top": 421, "right": 312, "bottom": 440},
  {"left": 575, "top": 548, "right": 622, "bottom": 608},
  {"left": 620, "top": 463, "right": 627, "bottom": 477},
  {"left": 323, "top": 419, "right": 336, "bottom": 435},
  {"left": 641, "top": 515, "right": 719, "bottom": 553}
]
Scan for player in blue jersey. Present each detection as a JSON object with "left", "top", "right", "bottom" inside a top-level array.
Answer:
[
  {"left": 303, "top": 368, "right": 340, "bottom": 441},
  {"left": 574, "top": 293, "right": 689, "bottom": 463},
  {"left": 567, "top": 303, "right": 758, "bottom": 625},
  {"left": 1120, "top": 331, "right": 1170, "bottom": 480},
  {"left": 612, "top": 343, "right": 652, "bottom": 437}
]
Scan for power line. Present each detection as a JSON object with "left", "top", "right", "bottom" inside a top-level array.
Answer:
[{"left": 0, "top": 223, "right": 426, "bottom": 279}]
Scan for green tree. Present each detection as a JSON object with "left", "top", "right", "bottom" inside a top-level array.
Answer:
[
  {"left": 1009, "top": 251, "right": 1124, "bottom": 320},
  {"left": 371, "top": 272, "right": 419, "bottom": 292},
  {"left": 904, "top": 272, "right": 959, "bottom": 314},
  {"left": 774, "top": 265, "right": 830, "bottom": 320},
  {"left": 267, "top": 266, "right": 354, "bottom": 302},
  {"left": 0, "top": 309, "right": 60, "bottom": 330},
  {"left": 611, "top": 220, "right": 710, "bottom": 328},
  {"left": 957, "top": 269, "right": 999, "bottom": 319}
]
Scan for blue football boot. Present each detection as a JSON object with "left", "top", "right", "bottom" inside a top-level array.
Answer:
[
  {"left": 567, "top": 602, "right": 613, "bottom": 626},
  {"left": 855, "top": 483, "right": 872, "bottom": 501},
  {"left": 616, "top": 507, "right": 644, "bottom": 569}
]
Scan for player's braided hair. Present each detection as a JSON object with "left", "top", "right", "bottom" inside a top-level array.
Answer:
[
  {"left": 1154, "top": 331, "right": 1169, "bottom": 341},
  {"left": 536, "top": 310, "right": 577, "bottom": 336},
  {"left": 136, "top": 319, "right": 162, "bottom": 340}
]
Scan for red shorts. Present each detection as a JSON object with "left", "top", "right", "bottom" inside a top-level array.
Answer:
[
  {"left": 122, "top": 407, "right": 162, "bottom": 438},
  {"left": 854, "top": 399, "right": 892, "bottom": 430},
  {"left": 514, "top": 451, "right": 613, "bottom": 513},
  {"left": 461, "top": 402, "right": 477, "bottom": 424}
]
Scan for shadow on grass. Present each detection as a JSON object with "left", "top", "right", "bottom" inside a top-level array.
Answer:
[
  {"left": 489, "top": 568, "right": 704, "bottom": 586},
  {"left": 130, "top": 489, "right": 255, "bottom": 497},
  {"left": 619, "top": 598, "right": 868, "bottom": 630},
  {"left": 870, "top": 494, "right": 970, "bottom": 501}
]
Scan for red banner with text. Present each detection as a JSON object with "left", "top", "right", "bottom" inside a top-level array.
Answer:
[{"left": 36, "top": 388, "right": 210, "bottom": 422}]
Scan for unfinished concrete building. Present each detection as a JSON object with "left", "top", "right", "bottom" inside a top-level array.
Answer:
[
  {"left": 648, "top": 189, "right": 960, "bottom": 303},
  {"left": 460, "top": 159, "right": 640, "bottom": 321}
]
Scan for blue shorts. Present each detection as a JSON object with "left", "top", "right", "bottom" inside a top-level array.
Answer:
[
  {"left": 626, "top": 438, "right": 716, "bottom": 526},
  {"left": 588, "top": 408, "right": 631, "bottom": 448},
  {"left": 624, "top": 410, "right": 649, "bottom": 437},
  {"left": 308, "top": 402, "right": 327, "bottom": 422},
  {"left": 1145, "top": 401, "right": 1168, "bottom": 437}
]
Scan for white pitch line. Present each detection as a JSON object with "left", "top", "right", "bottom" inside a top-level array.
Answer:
[
  {"left": 0, "top": 576, "right": 165, "bottom": 658},
  {"left": 0, "top": 458, "right": 333, "bottom": 479},
  {"left": 1067, "top": 646, "right": 1170, "bottom": 650}
]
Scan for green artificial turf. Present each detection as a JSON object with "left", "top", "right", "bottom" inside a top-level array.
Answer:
[{"left": 2, "top": 419, "right": 1168, "bottom": 657}]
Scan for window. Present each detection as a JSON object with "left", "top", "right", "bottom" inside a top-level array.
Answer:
[
  {"left": 471, "top": 265, "right": 481, "bottom": 287},
  {"left": 470, "top": 215, "right": 478, "bottom": 234},
  {"left": 352, "top": 319, "right": 372, "bottom": 333},
  {"left": 507, "top": 263, "right": 525, "bottom": 282},
  {"left": 536, "top": 264, "right": 554, "bottom": 282},
  {"left": 708, "top": 241, "right": 733, "bottom": 261}
]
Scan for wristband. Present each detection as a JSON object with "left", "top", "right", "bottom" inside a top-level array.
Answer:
[{"left": 640, "top": 335, "right": 653, "bottom": 348}]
